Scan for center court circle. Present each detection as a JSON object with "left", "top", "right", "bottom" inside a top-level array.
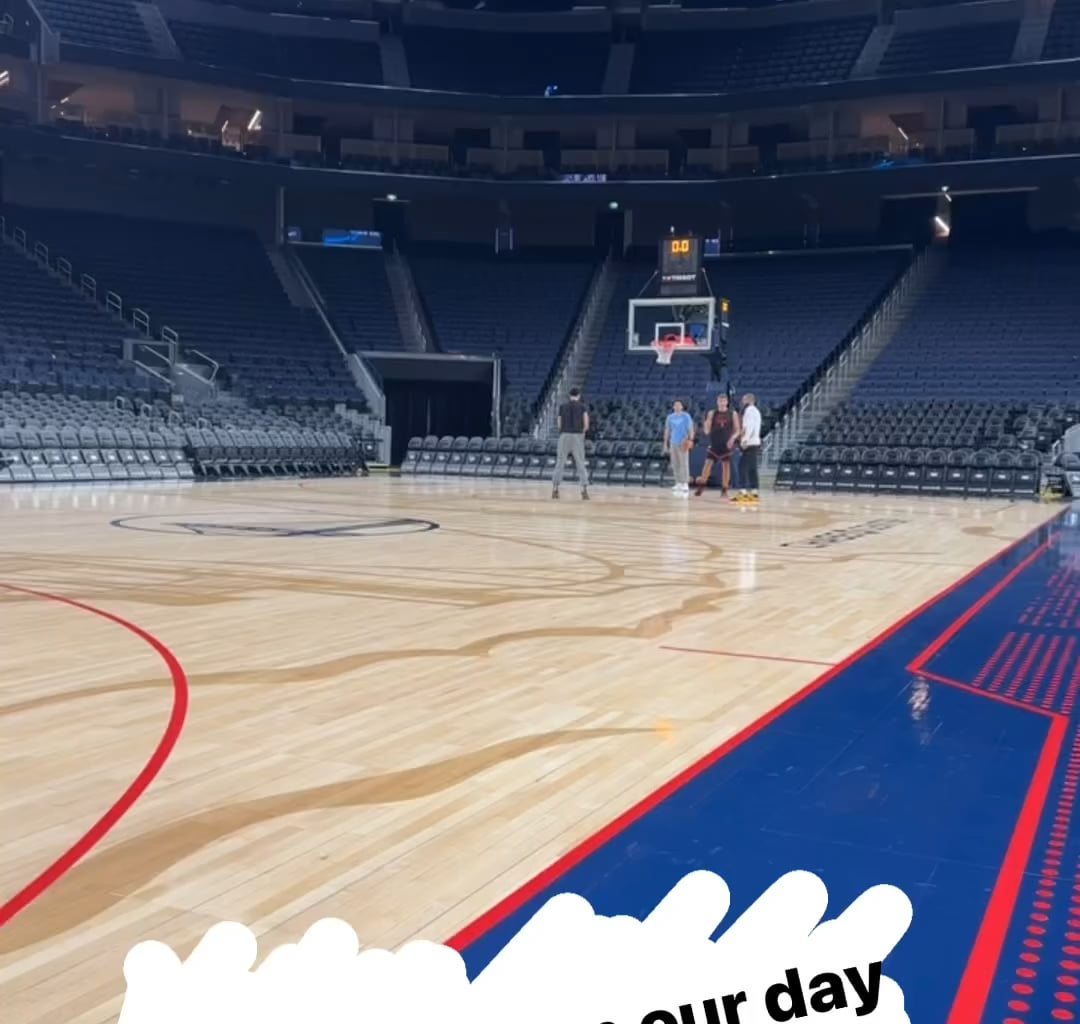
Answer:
[{"left": 109, "top": 514, "right": 441, "bottom": 538}]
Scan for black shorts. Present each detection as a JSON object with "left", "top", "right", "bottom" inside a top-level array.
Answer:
[{"left": 706, "top": 445, "right": 731, "bottom": 462}]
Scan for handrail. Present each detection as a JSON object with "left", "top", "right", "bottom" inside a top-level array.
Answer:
[
  {"left": 161, "top": 326, "right": 180, "bottom": 363},
  {"left": 535, "top": 257, "right": 606, "bottom": 427},
  {"left": 398, "top": 250, "right": 437, "bottom": 353},
  {"left": 534, "top": 256, "right": 610, "bottom": 437},
  {"left": 0, "top": 215, "right": 179, "bottom": 392},
  {"left": 187, "top": 347, "right": 220, "bottom": 383},
  {"left": 134, "top": 361, "right": 172, "bottom": 386},
  {"left": 286, "top": 244, "right": 386, "bottom": 419},
  {"left": 759, "top": 244, "right": 918, "bottom": 442},
  {"left": 763, "top": 242, "right": 942, "bottom": 461},
  {"left": 136, "top": 344, "right": 172, "bottom": 368}
]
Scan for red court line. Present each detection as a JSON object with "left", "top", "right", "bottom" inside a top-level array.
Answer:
[
  {"left": 945, "top": 715, "right": 1068, "bottom": 1024},
  {"left": 0, "top": 583, "right": 189, "bottom": 929},
  {"left": 916, "top": 667, "right": 1063, "bottom": 717},
  {"left": 908, "top": 538, "right": 1056, "bottom": 676},
  {"left": 447, "top": 513, "right": 1065, "bottom": 952},
  {"left": 659, "top": 645, "right": 834, "bottom": 667},
  {"left": 904, "top": 539, "right": 1073, "bottom": 1022}
]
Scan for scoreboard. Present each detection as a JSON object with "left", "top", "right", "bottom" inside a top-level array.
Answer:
[{"left": 658, "top": 236, "right": 703, "bottom": 297}]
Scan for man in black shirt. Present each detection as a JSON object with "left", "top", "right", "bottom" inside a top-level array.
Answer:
[{"left": 552, "top": 387, "right": 590, "bottom": 500}]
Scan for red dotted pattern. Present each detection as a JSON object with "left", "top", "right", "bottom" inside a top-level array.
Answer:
[
  {"left": 977, "top": 632, "right": 1019, "bottom": 688},
  {"left": 1044, "top": 638, "right": 1078, "bottom": 712},
  {"left": 1023, "top": 573, "right": 1080, "bottom": 629},
  {"left": 1001, "top": 731, "right": 1080, "bottom": 1023},
  {"left": 991, "top": 635, "right": 1034, "bottom": 694},
  {"left": 1007, "top": 635, "right": 1047, "bottom": 700},
  {"left": 967, "top": 631, "right": 1079, "bottom": 710}
]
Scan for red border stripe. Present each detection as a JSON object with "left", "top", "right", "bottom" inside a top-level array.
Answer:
[
  {"left": 448, "top": 513, "right": 1064, "bottom": 952},
  {"left": 0, "top": 584, "right": 190, "bottom": 929},
  {"left": 945, "top": 714, "right": 1068, "bottom": 1024}
]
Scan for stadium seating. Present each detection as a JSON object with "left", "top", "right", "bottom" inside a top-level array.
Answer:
[
  {"left": 409, "top": 247, "right": 596, "bottom": 437},
  {"left": 35, "top": 0, "right": 153, "bottom": 53},
  {"left": 296, "top": 247, "right": 403, "bottom": 352},
  {"left": 1043, "top": 0, "right": 1080, "bottom": 59},
  {"left": 0, "top": 390, "right": 365, "bottom": 484},
  {"left": 5, "top": 208, "right": 365, "bottom": 408},
  {"left": 403, "top": 27, "right": 609, "bottom": 95},
  {"left": 774, "top": 401, "right": 1053, "bottom": 498},
  {"left": 584, "top": 250, "right": 909, "bottom": 441},
  {"left": 398, "top": 433, "right": 675, "bottom": 489},
  {"left": 167, "top": 21, "right": 384, "bottom": 84},
  {"left": 854, "top": 245, "right": 1080, "bottom": 404},
  {"left": 776, "top": 243, "right": 1080, "bottom": 498},
  {"left": 0, "top": 241, "right": 165, "bottom": 400},
  {"left": 877, "top": 21, "right": 1018, "bottom": 76},
  {"left": 630, "top": 20, "right": 874, "bottom": 94}
]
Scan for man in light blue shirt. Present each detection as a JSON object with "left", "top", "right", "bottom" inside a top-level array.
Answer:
[{"left": 664, "top": 399, "right": 695, "bottom": 496}]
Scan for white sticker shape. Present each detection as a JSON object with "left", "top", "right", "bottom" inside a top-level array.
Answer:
[{"left": 118, "top": 870, "right": 912, "bottom": 1024}]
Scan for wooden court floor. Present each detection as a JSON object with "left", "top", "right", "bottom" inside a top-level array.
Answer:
[{"left": 0, "top": 477, "right": 1061, "bottom": 1023}]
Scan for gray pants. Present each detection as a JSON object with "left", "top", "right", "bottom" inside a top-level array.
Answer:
[
  {"left": 553, "top": 433, "right": 589, "bottom": 487},
  {"left": 669, "top": 445, "right": 690, "bottom": 485}
]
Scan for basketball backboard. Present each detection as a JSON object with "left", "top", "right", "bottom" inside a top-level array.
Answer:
[{"left": 627, "top": 296, "right": 715, "bottom": 355}]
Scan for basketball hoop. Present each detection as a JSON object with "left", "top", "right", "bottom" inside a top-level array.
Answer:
[{"left": 653, "top": 340, "right": 676, "bottom": 365}]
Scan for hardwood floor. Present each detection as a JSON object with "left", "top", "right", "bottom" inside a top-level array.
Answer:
[{"left": 0, "top": 478, "right": 1059, "bottom": 1023}]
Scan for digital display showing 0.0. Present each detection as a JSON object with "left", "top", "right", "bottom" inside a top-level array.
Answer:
[{"left": 659, "top": 236, "right": 702, "bottom": 296}]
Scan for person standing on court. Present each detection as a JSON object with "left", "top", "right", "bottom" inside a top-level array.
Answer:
[
  {"left": 733, "top": 393, "right": 761, "bottom": 504},
  {"left": 552, "top": 387, "right": 590, "bottom": 500},
  {"left": 694, "top": 393, "right": 739, "bottom": 498},
  {"left": 664, "top": 398, "right": 695, "bottom": 497}
]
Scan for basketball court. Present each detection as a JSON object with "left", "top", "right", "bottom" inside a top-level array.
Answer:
[{"left": 1, "top": 477, "right": 1075, "bottom": 1023}]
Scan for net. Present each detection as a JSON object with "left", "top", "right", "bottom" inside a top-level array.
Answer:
[{"left": 653, "top": 341, "right": 675, "bottom": 365}]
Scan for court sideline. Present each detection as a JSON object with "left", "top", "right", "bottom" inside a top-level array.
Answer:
[{"left": 0, "top": 479, "right": 1069, "bottom": 1024}]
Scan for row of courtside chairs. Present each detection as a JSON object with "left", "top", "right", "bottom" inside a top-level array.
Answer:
[
  {"left": 775, "top": 446, "right": 1042, "bottom": 498},
  {"left": 1, "top": 427, "right": 373, "bottom": 484},
  {"left": 402, "top": 436, "right": 679, "bottom": 486},
  {"left": 184, "top": 428, "right": 367, "bottom": 478},
  {"left": 3, "top": 445, "right": 195, "bottom": 483}
]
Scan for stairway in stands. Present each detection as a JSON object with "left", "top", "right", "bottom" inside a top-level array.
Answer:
[{"left": 764, "top": 244, "right": 946, "bottom": 463}]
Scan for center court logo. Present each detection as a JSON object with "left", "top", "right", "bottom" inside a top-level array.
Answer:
[
  {"left": 117, "top": 871, "right": 911, "bottom": 1024},
  {"left": 110, "top": 515, "right": 440, "bottom": 537}
]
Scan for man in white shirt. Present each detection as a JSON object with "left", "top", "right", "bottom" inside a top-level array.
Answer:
[{"left": 733, "top": 393, "right": 762, "bottom": 504}]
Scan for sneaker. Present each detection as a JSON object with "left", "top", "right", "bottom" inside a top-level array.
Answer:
[
  {"left": 694, "top": 485, "right": 705, "bottom": 497},
  {"left": 582, "top": 488, "right": 589, "bottom": 501},
  {"left": 552, "top": 487, "right": 559, "bottom": 500}
]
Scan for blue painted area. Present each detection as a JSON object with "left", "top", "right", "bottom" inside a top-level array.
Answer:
[{"left": 461, "top": 512, "right": 1075, "bottom": 1024}]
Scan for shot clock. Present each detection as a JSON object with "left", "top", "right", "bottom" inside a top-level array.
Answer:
[{"left": 658, "top": 236, "right": 703, "bottom": 297}]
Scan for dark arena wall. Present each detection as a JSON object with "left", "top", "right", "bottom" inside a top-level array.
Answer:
[{"left": 9, "top": 153, "right": 1080, "bottom": 248}]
